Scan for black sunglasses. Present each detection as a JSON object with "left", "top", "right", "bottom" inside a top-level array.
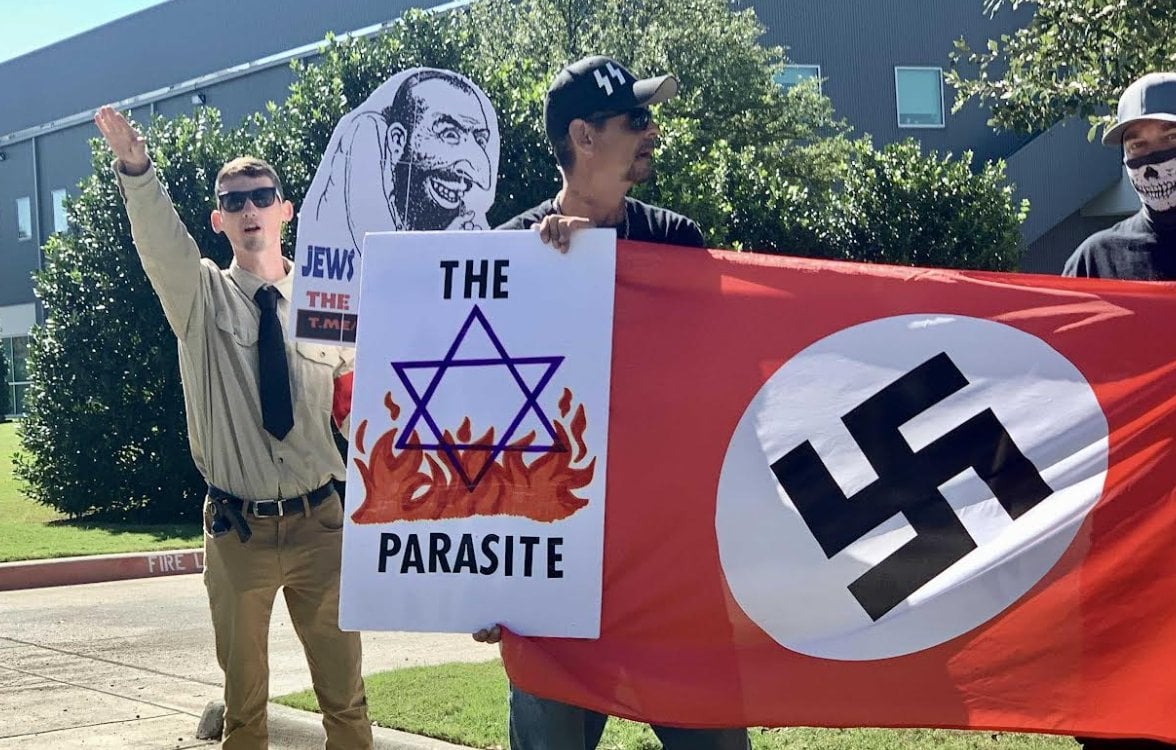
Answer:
[
  {"left": 217, "top": 187, "right": 280, "bottom": 213},
  {"left": 588, "top": 106, "right": 653, "bottom": 132}
]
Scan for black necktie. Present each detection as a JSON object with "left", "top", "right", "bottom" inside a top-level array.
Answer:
[{"left": 254, "top": 285, "right": 294, "bottom": 440}]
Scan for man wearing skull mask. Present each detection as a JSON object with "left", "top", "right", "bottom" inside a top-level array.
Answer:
[
  {"left": 1064, "top": 72, "right": 1176, "bottom": 281},
  {"left": 1063, "top": 73, "right": 1176, "bottom": 750}
]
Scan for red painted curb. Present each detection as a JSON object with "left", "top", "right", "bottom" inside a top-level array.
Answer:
[{"left": 0, "top": 548, "right": 204, "bottom": 591}]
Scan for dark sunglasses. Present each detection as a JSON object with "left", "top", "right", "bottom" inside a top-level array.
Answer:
[
  {"left": 588, "top": 106, "right": 653, "bottom": 132},
  {"left": 217, "top": 187, "right": 280, "bottom": 213}
]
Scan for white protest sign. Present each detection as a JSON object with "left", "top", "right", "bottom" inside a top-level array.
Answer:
[
  {"left": 339, "top": 229, "right": 615, "bottom": 637},
  {"left": 290, "top": 68, "right": 500, "bottom": 344}
]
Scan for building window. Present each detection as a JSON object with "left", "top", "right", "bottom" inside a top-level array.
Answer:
[
  {"left": 3, "top": 335, "right": 30, "bottom": 416},
  {"left": 775, "top": 64, "right": 822, "bottom": 92},
  {"left": 16, "top": 197, "right": 32, "bottom": 241},
  {"left": 895, "top": 67, "right": 945, "bottom": 128},
  {"left": 52, "top": 189, "right": 69, "bottom": 233}
]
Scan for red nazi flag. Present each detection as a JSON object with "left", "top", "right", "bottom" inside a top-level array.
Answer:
[{"left": 501, "top": 241, "right": 1176, "bottom": 743}]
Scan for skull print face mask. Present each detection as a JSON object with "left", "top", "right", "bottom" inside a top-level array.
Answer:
[{"left": 1126, "top": 146, "right": 1176, "bottom": 212}]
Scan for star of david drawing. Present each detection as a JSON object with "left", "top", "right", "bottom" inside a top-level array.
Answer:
[{"left": 393, "top": 305, "right": 566, "bottom": 490}]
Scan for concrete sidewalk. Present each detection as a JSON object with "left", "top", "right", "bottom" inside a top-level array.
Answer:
[{"left": 0, "top": 575, "right": 493, "bottom": 748}]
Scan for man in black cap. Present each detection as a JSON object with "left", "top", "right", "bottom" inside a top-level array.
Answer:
[
  {"left": 1064, "top": 72, "right": 1176, "bottom": 750},
  {"left": 476, "top": 56, "right": 747, "bottom": 750},
  {"left": 496, "top": 54, "right": 705, "bottom": 251},
  {"left": 1064, "top": 72, "right": 1176, "bottom": 281}
]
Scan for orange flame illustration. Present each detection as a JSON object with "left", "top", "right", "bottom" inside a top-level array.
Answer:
[{"left": 351, "top": 388, "right": 595, "bottom": 524}]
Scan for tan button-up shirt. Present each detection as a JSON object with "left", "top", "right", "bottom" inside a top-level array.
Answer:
[{"left": 117, "top": 163, "right": 352, "bottom": 501}]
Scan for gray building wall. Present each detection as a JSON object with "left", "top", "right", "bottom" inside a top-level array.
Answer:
[
  {"left": 150, "top": 65, "right": 299, "bottom": 125},
  {"left": 1004, "top": 118, "right": 1122, "bottom": 246},
  {"left": 0, "top": 138, "right": 39, "bottom": 305},
  {"left": 1023, "top": 211, "right": 1121, "bottom": 275},
  {"left": 755, "top": 0, "right": 1035, "bottom": 165},
  {"left": 0, "top": 0, "right": 427, "bottom": 137}
]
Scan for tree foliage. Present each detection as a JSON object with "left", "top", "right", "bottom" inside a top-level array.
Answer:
[
  {"left": 948, "top": 0, "right": 1176, "bottom": 136},
  {"left": 18, "top": 0, "right": 1029, "bottom": 520}
]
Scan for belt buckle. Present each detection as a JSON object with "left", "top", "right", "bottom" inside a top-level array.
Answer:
[{"left": 251, "top": 500, "right": 283, "bottom": 518}]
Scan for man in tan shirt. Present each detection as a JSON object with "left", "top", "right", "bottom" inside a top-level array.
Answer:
[{"left": 95, "top": 106, "right": 372, "bottom": 750}]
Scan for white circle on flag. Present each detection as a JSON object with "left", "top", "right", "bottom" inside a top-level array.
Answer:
[{"left": 715, "top": 314, "right": 1108, "bottom": 660}]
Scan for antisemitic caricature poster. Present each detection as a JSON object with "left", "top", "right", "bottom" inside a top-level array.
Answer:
[{"left": 290, "top": 68, "right": 500, "bottom": 343}]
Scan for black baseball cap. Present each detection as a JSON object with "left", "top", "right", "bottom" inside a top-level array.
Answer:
[
  {"left": 1103, "top": 72, "right": 1176, "bottom": 146},
  {"left": 544, "top": 55, "right": 678, "bottom": 142}
]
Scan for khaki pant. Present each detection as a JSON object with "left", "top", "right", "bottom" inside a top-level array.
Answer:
[{"left": 203, "top": 492, "right": 373, "bottom": 750}]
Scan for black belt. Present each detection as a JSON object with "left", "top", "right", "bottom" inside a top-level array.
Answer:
[
  {"left": 206, "top": 483, "right": 335, "bottom": 543},
  {"left": 208, "top": 482, "right": 335, "bottom": 518}
]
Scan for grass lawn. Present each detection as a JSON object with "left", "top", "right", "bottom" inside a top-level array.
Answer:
[
  {"left": 275, "top": 660, "right": 1077, "bottom": 750},
  {"left": 0, "top": 421, "right": 202, "bottom": 562}
]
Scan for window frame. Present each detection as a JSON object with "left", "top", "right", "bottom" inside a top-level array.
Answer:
[
  {"left": 775, "top": 64, "right": 823, "bottom": 93},
  {"left": 894, "top": 66, "right": 946, "bottom": 129},
  {"left": 15, "top": 196, "right": 33, "bottom": 241},
  {"left": 51, "top": 188, "right": 69, "bottom": 234},
  {"left": 3, "top": 335, "right": 31, "bottom": 417}
]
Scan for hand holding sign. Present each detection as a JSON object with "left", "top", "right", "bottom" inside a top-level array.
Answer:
[
  {"left": 472, "top": 625, "right": 502, "bottom": 643},
  {"left": 536, "top": 215, "right": 594, "bottom": 254}
]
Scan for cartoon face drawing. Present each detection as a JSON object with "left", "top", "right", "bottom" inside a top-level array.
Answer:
[
  {"left": 306, "top": 68, "right": 500, "bottom": 254},
  {"left": 382, "top": 72, "right": 494, "bottom": 231}
]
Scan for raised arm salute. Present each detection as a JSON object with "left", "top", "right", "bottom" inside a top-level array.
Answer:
[{"left": 95, "top": 106, "right": 149, "bottom": 175}]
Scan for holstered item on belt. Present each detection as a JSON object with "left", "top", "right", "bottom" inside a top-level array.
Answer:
[{"left": 207, "top": 494, "right": 252, "bottom": 543}]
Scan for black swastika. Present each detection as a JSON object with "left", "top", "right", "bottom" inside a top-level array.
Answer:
[{"left": 770, "top": 352, "right": 1052, "bottom": 621}]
